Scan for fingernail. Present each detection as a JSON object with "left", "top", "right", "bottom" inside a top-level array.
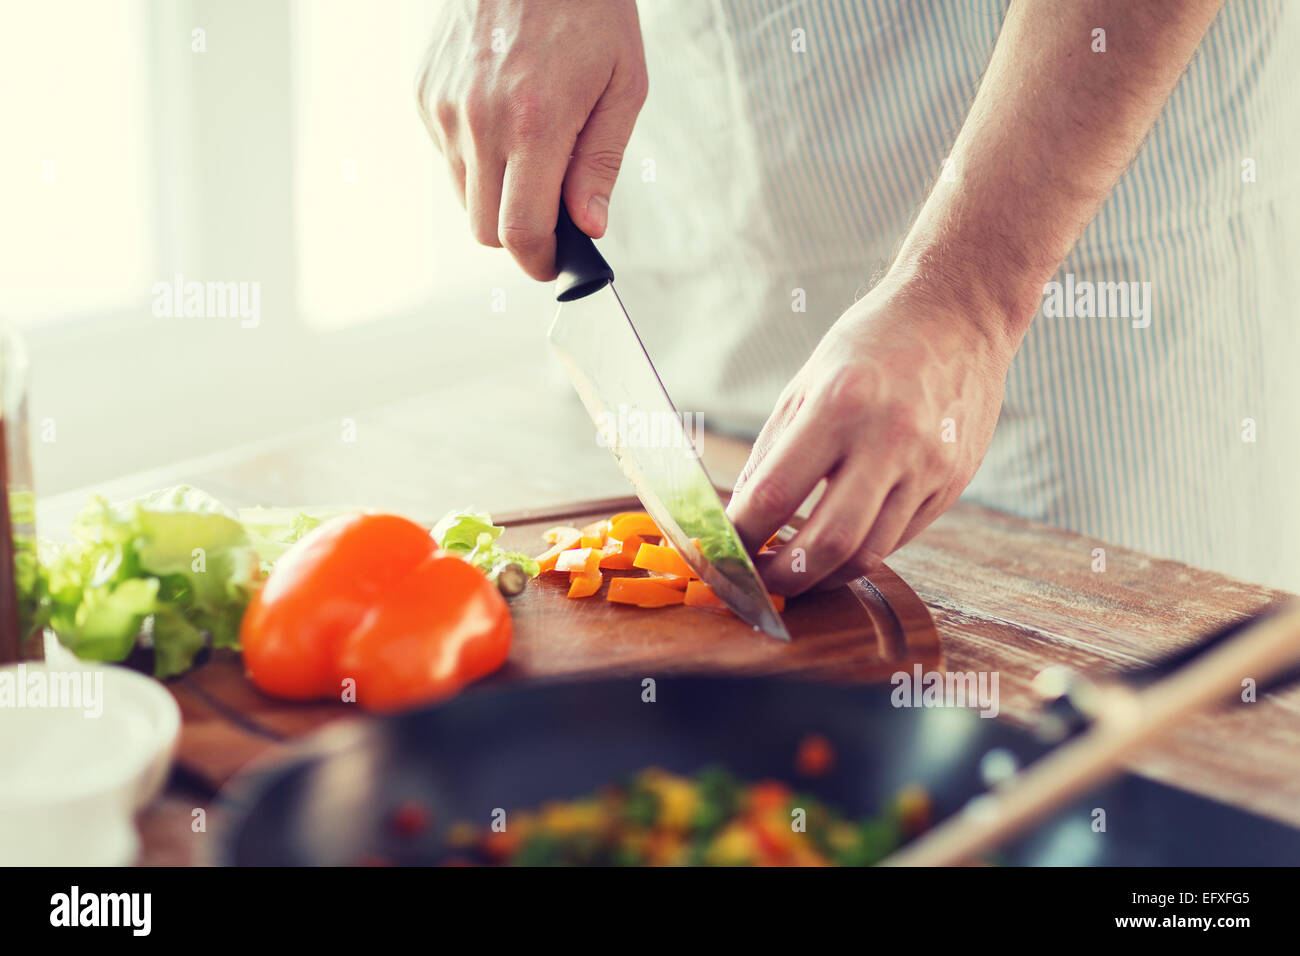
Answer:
[{"left": 586, "top": 195, "right": 608, "bottom": 234}]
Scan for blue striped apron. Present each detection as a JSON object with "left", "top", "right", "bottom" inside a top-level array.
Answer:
[{"left": 597, "top": 0, "right": 1300, "bottom": 590}]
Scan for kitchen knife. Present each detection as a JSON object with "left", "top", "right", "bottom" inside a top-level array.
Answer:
[{"left": 548, "top": 206, "right": 789, "bottom": 640}]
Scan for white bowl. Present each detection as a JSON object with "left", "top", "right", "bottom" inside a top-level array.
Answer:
[{"left": 0, "top": 654, "right": 181, "bottom": 865}]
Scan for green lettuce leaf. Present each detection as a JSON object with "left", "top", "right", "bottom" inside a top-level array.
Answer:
[
  {"left": 237, "top": 506, "right": 340, "bottom": 570},
  {"left": 432, "top": 509, "right": 539, "bottom": 579},
  {"left": 28, "top": 485, "right": 263, "bottom": 679}
]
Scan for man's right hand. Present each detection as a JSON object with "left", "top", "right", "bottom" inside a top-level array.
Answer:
[{"left": 417, "top": 0, "right": 648, "bottom": 280}]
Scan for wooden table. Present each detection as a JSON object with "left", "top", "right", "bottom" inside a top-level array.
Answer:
[{"left": 37, "top": 371, "right": 1299, "bottom": 865}]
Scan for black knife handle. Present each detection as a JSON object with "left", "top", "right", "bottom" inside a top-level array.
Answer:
[{"left": 554, "top": 204, "right": 614, "bottom": 302}]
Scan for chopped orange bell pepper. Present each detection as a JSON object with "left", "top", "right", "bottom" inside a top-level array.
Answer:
[
  {"left": 555, "top": 547, "right": 601, "bottom": 573},
  {"left": 598, "top": 534, "right": 641, "bottom": 570},
  {"left": 567, "top": 568, "right": 602, "bottom": 598},
  {"left": 684, "top": 579, "right": 727, "bottom": 608},
  {"left": 684, "top": 580, "right": 785, "bottom": 613},
  {"left": 633, "top": 542, "right": 696, "bottom": 579},
  {"left": 546, "top": 513, "right": 789, "bottom": 619},
  {"left": 647, "top": 573, "right": 690, "bottom": 590},
  {"left": 535, "top": 528, "right": 583, "bottom": 571},
  {"left": 609, "top": 513, "right": 662, "bottom": 544},
  {"left": 607, "top": 577, "right": 686, "bottom": 608}
]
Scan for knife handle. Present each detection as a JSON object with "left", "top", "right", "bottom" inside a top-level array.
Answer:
[{"left": 554, "top": 204, "right": 614, "bottom": 302}]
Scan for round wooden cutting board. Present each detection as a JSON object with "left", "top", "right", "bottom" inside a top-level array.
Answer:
[{"left": 493, "top": 495, "right": 942, "bottom": 684}]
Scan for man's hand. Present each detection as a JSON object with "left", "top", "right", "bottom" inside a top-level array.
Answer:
[
  {"left": 728, "top": 276, "right": 1013, "bottom": 596},
  {"left": 729, "top": 0, "right": 1222, "bottom": 593},
  {"left": 416, "top": 0, "right": 648, "bottom": 279}
]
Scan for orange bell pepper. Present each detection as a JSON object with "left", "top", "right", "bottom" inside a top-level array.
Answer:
[
  {"left": 567, "top": 568, "right": 603, "bottom": 598},
  {"left": 535, "top": 527, "right": 583, "bottom": 571},
  {"left": 609, "top": 513, "right": 662, "bottom": 544},
  {"left": 598, "top": 533, "right": 642, "bottom": 570},
  {"left": 241, "top": 513, "right": 511, "bottom": 712},
  {"left": 684, "top": 580, "right": 785, "bottom": 613},
  {"left": 607, "top": 577, "right": 686, "bottom": 608},
  {"left": 683, "top": 579, "right": 727, "bottom": 608},
  {"left": 647, "top": 573, "right": 690, "bottom": 590},
  {"left": 632, "top": 542, "right": 696, "bottom": 579},
  {"left": 555, "top": 546, "right": 601, "bottom": 573}
]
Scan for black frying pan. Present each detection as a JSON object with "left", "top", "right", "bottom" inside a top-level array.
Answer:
[{"left": 218, "top": 675, "right": 1300, "bottom": 865}]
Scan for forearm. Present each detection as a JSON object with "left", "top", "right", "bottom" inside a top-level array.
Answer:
[{"left": 887, "top": 0, "right": 1223, "bottom": 353}]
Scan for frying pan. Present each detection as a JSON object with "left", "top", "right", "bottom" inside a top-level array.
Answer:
[{"left": 218, "top": 675, "right": 1300, "bottom": 866}]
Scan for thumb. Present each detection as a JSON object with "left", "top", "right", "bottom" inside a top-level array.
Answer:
[{"left": 563, "top": 74, "right": 645, "bottom": 238}]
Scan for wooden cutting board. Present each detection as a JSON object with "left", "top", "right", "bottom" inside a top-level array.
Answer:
[{"left": 168, "top": 494, "right": 941, "bottom": 791}]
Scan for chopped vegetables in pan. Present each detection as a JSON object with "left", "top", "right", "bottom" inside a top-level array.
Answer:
[{"left": 442, "top": 763, "right": 933, "bottom": 867}]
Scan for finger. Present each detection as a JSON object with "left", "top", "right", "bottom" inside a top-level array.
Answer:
[
  {"left": 811, "top": 483, "right": 932, "bottom": 592},
  {"left": 725, "top": 415, "right": 839, "bottom": 555},
  {"left": 561, "top": 64, "right": 647, "bottom": 238},
  {"left": 446, "top": 153, "right": 466, "bottom": 208},
  {"left": 420, "top": 95, "right": 465, "bottom": 206},
  {"left": 733, "top": 391, "right": 799, "bottom": 497},
  {"left": 761, "top": 464, "right": 897, "bottom": 597},
  {"left": 466, "top": 156, "right": 505, "bottom": 247},
  {"left": 890, "top": 490, "right": 945, "bottom": 553},
  {"left": 499, "top": 141, "right": 570, "bottom": 280}
]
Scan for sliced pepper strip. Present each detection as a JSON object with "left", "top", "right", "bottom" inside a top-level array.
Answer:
[
  {"left": 598, "top": 533, "right": 642, "bottom": 570},
  {"left": 555, "top": 547, "right": 601, "bottom": 573},
  {"left": 609, "top": 513, "right": 662, "bottom": 544},
  {"left": 607, "top": 577, "right": 686, "bottom": 608},
  {"left": 647, "top": 573, "right": 690, "bottom": 590},
  {"left": 633, "top": 542, "right": 696, "bottom": 579},
  {"left": 683, "top": 579, "right": 727, "bottom": 608},
  {"left": 684, "top": 579, "right": 785, "bottom": 613},
  {"left": 567, "top": 568, "right": 603, "bottom": 598},
  {"left": 535, "top": 528, "right": 583, "bottom": 571}
]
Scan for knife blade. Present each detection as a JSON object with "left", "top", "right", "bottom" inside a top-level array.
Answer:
[{"left": 548, "top": 207, "right": 789, "bottom": 640}]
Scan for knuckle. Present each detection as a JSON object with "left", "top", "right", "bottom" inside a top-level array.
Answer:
[
  {"left": 881, "top": 402, "right": 924, "bottom": 443},
  {"left": 822, "top": 367, "right": 876, "bottom": 417},
  {"left": 502, "top": 87, "right": 548, "bottom": 139},
  {"left": 625, "top": 68, "right": 650, "bottom": 109},
  {"left": 470, "top": 219, "right": 502, "bottom": 248},
  {"left": 498, "top": 222, "right": 548, "bottom": 256},
  {"left": 917, "top": 440, "right": 951, "bottom": 473},
  {"left": 434, "top": 97, "right": 460, "bottom": 133},
  {"left": 460, "top": 87, "right": 494, "bottom": 137},
  {"left": 579, "top": 145, "right": 627, "bottom": 179}
]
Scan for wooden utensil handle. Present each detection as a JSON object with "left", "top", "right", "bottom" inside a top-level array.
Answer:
[{"left": 882, "top": 601, "right": 1300, "bottom": 867}]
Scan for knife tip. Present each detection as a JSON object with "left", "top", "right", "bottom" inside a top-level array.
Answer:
[{"left": 759, "top": 617, "right": 792, "bottom": 642}]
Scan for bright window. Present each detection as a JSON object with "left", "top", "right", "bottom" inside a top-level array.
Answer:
[
  {"left": 290, "top": 0, "right": 509, "bottom": 329},
  {"left": 0, "top": 0, "right": 157, "bottom": 323}
]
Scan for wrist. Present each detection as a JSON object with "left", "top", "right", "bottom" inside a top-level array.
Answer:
[{"left": 881, "top": 204, "right": 1055, "bottom": 362}]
